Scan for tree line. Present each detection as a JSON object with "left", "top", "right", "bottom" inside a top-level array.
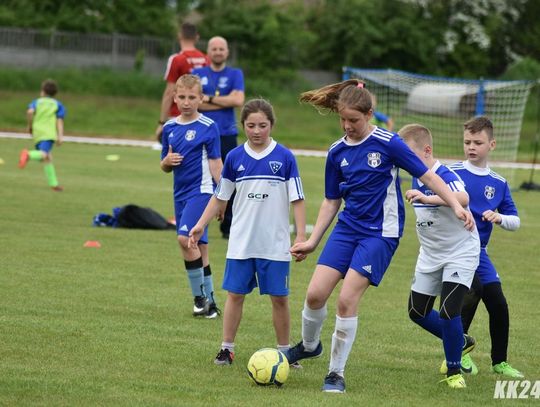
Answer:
[{"left": 1, "top": 0, "right": 539, "bottom": 80}]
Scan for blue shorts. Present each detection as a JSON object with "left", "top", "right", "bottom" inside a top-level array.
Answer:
[
  {"left": 222, "top": 258, "right": 290, "bottom": 296},
  {"left": 174, "top": 194, "right": 211, "bottom": 243},
  {"left": 476, "top": 247, "right": 500, "bottom": 285},
  {"left": 317, "top": 221, "right": 399, "bottom": 286},
  {"left": 36, "top": 140, "right": 54, "bottom": 153}
]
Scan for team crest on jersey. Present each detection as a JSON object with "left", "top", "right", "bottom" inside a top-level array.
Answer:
[
  {"left": 269, "top": 161, "right": 282, "bottom": 174},
  {"left": 367, "top": 152, "right": 381, "bottom": 168},
  {"left": 185, "top": 130, "right": 196, "bottom": 141},
  {"left": 484, "top": 185, "right": 495, "bottom": 199}
]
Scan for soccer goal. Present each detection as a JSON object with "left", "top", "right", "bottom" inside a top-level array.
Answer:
[{"left": 343, "top": 67, "right": 534, "bottom": 185}]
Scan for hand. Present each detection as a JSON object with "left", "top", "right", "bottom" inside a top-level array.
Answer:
[
  {"left": 188, "top": 225, "right": 203, "bottom": 249},
  {"left": 164, "top": 145, "right": 183, "bottom": 167},
  {"left": 405, "top": 189, "right": 426, "bottom": 204},
  {"left": 453, "top": 206, "right": 475, "bottom": 231},
  {"left": 215, "top": 206, "right": 225, "bottom": 222},
  {"left": 57, "top": 138, "right": 63, "bottom": 146},
  {"left": 291, "top": 234, "right": 308, "bottom": 262},
  {"left": 482, "top": 210, "right": 502, "bottom": 224},
  {"left": 290, "top": 239, "right": 316, "bottom": 262}
]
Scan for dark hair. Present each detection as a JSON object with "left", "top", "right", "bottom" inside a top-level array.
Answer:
[
  {"left": 180, "top": 22, "right": 198, "bottom": 40},
  {"left": 41, "top": 79, "right": 58, "bottom": 97},
  {"left": 300, "top": 79, "right": 372, "bottom": 114},
  {"left": 464, "top": 116, "right": 494, "bottom": 140},
  {"left": 240, "top": 99, "right": 276, "bottom": 127}
]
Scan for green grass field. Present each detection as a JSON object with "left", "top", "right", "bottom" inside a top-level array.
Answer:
[{"left": 1, "top": 138, "right": 539, "bottom": 406}]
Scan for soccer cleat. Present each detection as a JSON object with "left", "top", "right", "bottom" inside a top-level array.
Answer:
[
  {"left": 18, "top": 149, "right": 29, "bottom": 169},
  {"left": 322, "top": 372, "right": 346, "bottom": 393},
  {"left": 51, "top": 185, "right": 64, "bottom": 192},
  {"left": 440, "top": 334, "right": 476, "bottom": 374},
  {"left": 214, "top": 348, "right": 234, "bottom": 365},
  {"left": 462, "top": 334, "right": 476, "bottom": 355},
  {"left": 284, "top": 341, "right": 323, "bottom": 364},
  {"left": 439, "top": 373, "right": 466, "bottom": 389},
  {"left": 193, "top": 296, "right": 209, "bottom": 316},
  {"left": 205, "top": 302, "right": 221, "bottom": 319},
  {"left": 492, "top": 362, "right": 524, "bottom": 378},
  {"left": 460, "top": 354, "right": 478, "bottom": 375}
]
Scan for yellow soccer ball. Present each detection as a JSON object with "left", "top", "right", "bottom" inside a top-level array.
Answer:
[{"left": 247, "top": 348, "right": 289, "bottom": 387}]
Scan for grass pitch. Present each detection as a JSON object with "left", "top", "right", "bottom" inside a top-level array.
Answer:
[{"left": 0, "top": 138, "right": 539, "bottom": 406}]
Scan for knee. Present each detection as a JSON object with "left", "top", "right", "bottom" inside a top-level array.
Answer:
[
  {"left": 305, "top": 289, "right": 325, "bottom": 310},
  {"left": 227, "top": 292, "right": 245, "bottom": 305},
  {"left": 271, "top": 295, "right": 288, "bottom": 310},
  {"left": 177, "top": 235, "right": 190, "bottom": 251}
]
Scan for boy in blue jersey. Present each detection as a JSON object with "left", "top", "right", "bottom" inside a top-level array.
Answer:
[
  {"left": 285, "top": 80, "right": 475, "bottom": 394},
  {"left": 400, "top": 124, "right": 480, "bottom": 389},
  {"left": 442, "top": 116, "right": 523, "bottom": 378},
  {"left": 189, "top": 99, "right": 306, "bottom": 366},
  {"left": 160, "top": 74, "right": 223, "bottom": 319},
  {"left": 19, "top": 79, "right": 66, "bottom": 191}
]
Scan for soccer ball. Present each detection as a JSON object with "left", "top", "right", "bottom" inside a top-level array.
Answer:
[{"left": 247, "top": 348, "right": 289, "bottom": 386}]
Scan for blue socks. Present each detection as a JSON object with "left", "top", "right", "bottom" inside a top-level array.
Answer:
[
  {"left": 441, "top": 316, "right": 463, "bottom": 372},
  {"left": 185, "top": 258, "right": 204, "bottom": 297},
  {"left": 412, "top": 309, "right": 443, "bottom": 338}
]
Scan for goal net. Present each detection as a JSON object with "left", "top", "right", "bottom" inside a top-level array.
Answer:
[{"left": 343, "top": 67, "right": 534, "bottom": 185}]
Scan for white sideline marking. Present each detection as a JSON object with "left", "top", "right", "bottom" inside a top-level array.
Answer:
[{"left": 0, "top": 131, "right": 535, "bottom": 169}]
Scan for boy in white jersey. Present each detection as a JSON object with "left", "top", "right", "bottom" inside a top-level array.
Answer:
[
  {"left": 160, "top": 74, "right": 222, "bottom": 319},
  {"left": 442, "top": 116, "right": 523, "bottom": 378},
  {"left": 399, "top": 124, "right": 480, "bottom": 389},
  {"left": 189, "top": 99, "right": 306, "bottom": 366},
  {"left": 285, "top": 80, "right": 475, "bottom": 394}
]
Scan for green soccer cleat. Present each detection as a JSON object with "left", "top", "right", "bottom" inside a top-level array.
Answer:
[
  {"left": 492, "top": 362, "right": 524, "bottom": 378},
  {"left": 439, "top": 373, "right": 466, "bottom": 389},
  {"left": 439, "top": 334, "right": 476, "bottom": 375},
  {"left": 460, "top": 354, "right": 478, "bottom": 375}
]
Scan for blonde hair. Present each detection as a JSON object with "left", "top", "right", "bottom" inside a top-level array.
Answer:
[
  {"left": 398, "top": 124, "right": 433, "bottom": 148},
  {"left": 300, "top": 79, "right": 373, "bottom": 114},
  {"left": 176, "top": 74, "right": 202, "bottom": 94}
]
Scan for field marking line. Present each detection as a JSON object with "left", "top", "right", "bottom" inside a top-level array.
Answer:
[{"left": 0, "top": 131, "right": 536, "bottom": 169}]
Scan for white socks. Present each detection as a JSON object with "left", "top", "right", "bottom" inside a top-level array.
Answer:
[
  {"left": 328, "top": 315, "right": 358, "bottom": 376},
  {"left": 302, "top": 302, "right": 327, "bottom": 351}
]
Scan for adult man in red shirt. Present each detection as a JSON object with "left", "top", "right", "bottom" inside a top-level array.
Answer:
[{"left": 155, "top": 22, "right": 209, "bottom": 143}]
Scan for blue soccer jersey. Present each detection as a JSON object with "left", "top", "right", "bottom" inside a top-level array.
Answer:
[
  {"left": 325, "top": 127, "right": 428, "bottom": 238},
  {"left": 215, "top": 139, "right": 304, "bottom": 261},
  {"left": 161, "top": 114, "right": 221, "bottom": 201},
  {"left": 192, "top": 66, "right": 245, "bottom": 136},
  {"left": 449, "top": 160, "right": 518, "bottom": 248}
]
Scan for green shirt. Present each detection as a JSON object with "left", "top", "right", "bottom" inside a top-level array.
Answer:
[{"left": 29, "top": 97, "right": 66, "bottom": 143}]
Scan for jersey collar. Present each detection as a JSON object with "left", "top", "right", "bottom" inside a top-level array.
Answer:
[
  {"left": 341, "top": 126, "right": 377, "bottom": 146},
  {"left": 244, "top": 139, "right": 277, "bottom": 159},
  {"left": 463, "top": 160, "right": 490, "bottom": 176}
]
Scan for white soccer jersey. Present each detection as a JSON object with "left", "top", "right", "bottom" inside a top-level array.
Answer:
[
  {"left": 412, "top": 161, "right": 480, "bottom": 272},
  {"left": 215, "top": 140, "right": 304, "bottom": 261}
]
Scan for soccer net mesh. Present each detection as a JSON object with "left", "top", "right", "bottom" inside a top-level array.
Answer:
[{"left": 343, "top": 67, "right": 534, "bottom": 184}]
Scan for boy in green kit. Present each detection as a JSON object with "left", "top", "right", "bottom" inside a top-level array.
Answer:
[{"left": 19, "top": 79, "right": 66, "bottom": 191}]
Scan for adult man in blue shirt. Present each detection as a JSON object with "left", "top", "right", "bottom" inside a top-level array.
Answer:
[{"left": 193, "top": 36, "right": 245, "bottom": 238}]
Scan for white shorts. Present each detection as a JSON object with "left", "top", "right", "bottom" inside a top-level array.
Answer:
[{"left": 410, "top": 254, "right": 478, "bottom": 297}]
